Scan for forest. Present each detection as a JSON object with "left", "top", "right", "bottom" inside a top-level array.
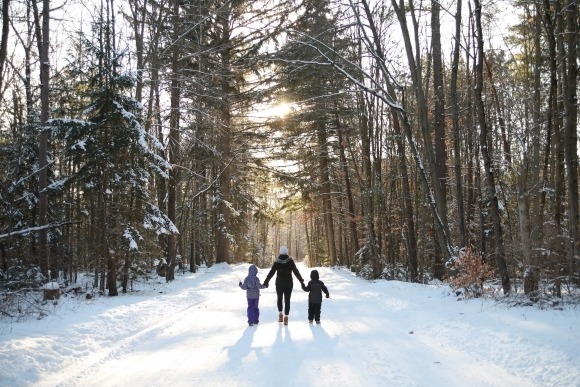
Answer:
[{"left": 0, "top": 0, "right": 578, "bottom": 303}]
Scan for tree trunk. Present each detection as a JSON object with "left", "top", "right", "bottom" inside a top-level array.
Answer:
[
  {"left": 484, "top": 58, "right": 511, "bottom": 166},
  {"left": 37, "top": 0, "right": 50, "bottom": 278},
  {"left": 336, "top": 115, "right": 360, "bottom": 259},
  {"left": 317, "top": 120, "right": 337, "bottom": 266},
  {"left": 431, "top": 0, "right": 448, "bottom": 279},
  {"left": 0, "top": 0, "right": 10, "bottom": 103},
  {"left": 530, "top": 3, "right": 543, "bottom": 269},
  {"left": 516, "top": 4, "right": 537, "bottom": 284},
  {"left": 216, "top": 3, "right": 233, "bottom": 264},
  {"left": 392, "top": 112, "right": 418, "bottom": 281},
  {"left": 102, "top": 128, "right": 117, "bottom": 295},
  {"left": 562, "top": 0, "right": 579, "bottom": 277},
  {"left": 129, "top": 0, "right": 146, "bottom": 103},
  {"left": 541, "top": 0, "right": 561, "bottom": 274},
  {"left": 105, "top": 0, "right": 118, "bottom": 296},
  {"left": 359, "top": 96, "right": 380, "bottom": 270},
  {"left": 451, "top": 0, "right": 468, "bottom": 248},
  {"left": 166, "top": 0, "right": 181, "bottom": 281},
  {"left": 473, "top": 0, "right": 510, "bottom": 294},
  {"left": 518, "top": 182, "right": 532, "bottom": 276}
]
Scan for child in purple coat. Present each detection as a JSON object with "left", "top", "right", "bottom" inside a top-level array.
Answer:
[{"left": 239, "top": 264, "right": 265, "bottom": 326}]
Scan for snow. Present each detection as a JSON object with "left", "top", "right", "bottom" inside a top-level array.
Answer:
[
  {"left": 47, "top": 179, "right": 69, "bottom": 191},
  {"left": 1, "top": 263, "right": 578, "bottom": 387},
  {"left": 41, "top": 282, "right": 60, "bottom": 290},
  {"left": 69, "top": 140, "right": 86, "bottom": 151},
  {"left": 123, "top": 229, "right": 139, "bottom": 251}
]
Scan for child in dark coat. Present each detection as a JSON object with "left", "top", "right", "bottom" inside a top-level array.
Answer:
[
  {"left": 301, "top": 269, "right": 330, "bottom": 324},
  {"left": 239, "top": 264, "right": 265, "bottom": 326}
]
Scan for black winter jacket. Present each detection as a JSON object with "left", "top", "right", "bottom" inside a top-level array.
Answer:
[
  {"left": 264, "top": 255, "right": 304, "bottom": 289},
  {"left": 303, "top": 270, "right": 329, "bottom": 303}
]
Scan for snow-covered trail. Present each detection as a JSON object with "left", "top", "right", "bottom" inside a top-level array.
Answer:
[{"left": 1, "top": 263, "right": 579, "bottom": 387}]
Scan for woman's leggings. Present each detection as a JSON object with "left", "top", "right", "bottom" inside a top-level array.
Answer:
[{"left": 276, "top": 285, "right": 293, "bottom": 315}]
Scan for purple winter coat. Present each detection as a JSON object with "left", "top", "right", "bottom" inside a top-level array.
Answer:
[{"left": 239, "top": 264, "right": 263, "bottom": 299}]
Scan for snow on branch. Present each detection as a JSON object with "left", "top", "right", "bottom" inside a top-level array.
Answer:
[{"left": 0, "top": 222, "right": 77, "bottom": 240}]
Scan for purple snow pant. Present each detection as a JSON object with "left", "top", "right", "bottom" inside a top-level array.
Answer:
[{"left": 247, "top": 298, "right": 260, "bottom": 324}]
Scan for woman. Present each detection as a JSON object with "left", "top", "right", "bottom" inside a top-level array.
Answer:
[{"left": 263, "top": 246, "right": 304, "bottom": 325}]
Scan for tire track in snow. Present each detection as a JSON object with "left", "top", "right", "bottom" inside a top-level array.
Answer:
[{"left": 35, "top": 284, "right": 211, "bottom": 387}]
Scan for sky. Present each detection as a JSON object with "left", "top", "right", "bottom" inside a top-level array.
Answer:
[{"left": 1, "top": 262, "right": 579, "bottom": 387}]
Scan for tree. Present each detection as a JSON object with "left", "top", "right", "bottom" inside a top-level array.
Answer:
[
  {"left": 37, "top": 0, "right": 50, "bottom": 278},
  {"left": 272, "top": 0, "right": 355, "bottom": 266},
  {"left": 431, "top": 0, "right": 449, "bottom": 278},
  {"left": 561, "top": 0, "right": 578, "bottom": 278},
  {"left": 540, "top": 0, "right": 565, "bottom": 284},
  {"left": 473, "top": 0, "right": 510, "bottom": 294},
  {"left": 50, "top": 3, "right": 176, "bottom": 295},
  {"left": 171, "top": 0, "right": 300, "bottom": 266},
  {"left": 350, "top": 0, "right": 453, "bottom": 275},
  {"left": 450, "top": 0, "right": 468, "bottom": 248},
  {"left": 166, "top": 0, "right": 181, "bottom": 281},
  {"left": 0, "top": 0, "right": 10, "bottom": 102}
]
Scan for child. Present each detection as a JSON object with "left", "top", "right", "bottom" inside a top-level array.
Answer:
[
  {"left": 301, "top": 269, "right": 330, "bottom": 324},
  {"left": 239, "top": 264, "right": 265, "bottom": 326}
]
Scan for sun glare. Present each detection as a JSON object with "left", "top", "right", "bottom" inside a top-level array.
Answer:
[
  {"left": 256, "top": 102, "right": 293, "bottom": 119},
  {"left": 270, "top": 103, "right": 292, "bottom": 117}
]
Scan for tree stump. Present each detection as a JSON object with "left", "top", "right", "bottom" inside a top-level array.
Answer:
[
  {"left": 523, "top": 266, "right": 540, "bottom": 298},
  {"left": 156, "top": 260, "right": 167, "bottom": 276},
  {"left": 42, "top": 282, "right": 60, "bottom": 300}
]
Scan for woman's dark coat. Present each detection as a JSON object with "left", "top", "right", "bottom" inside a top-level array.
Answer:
[{"left": 263, "top": 255, "right": 304, "bottom": 288}]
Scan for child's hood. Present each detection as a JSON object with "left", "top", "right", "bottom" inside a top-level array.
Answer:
[
  {"left": 310, "top": 270, "right": 319, "bottom": 280},
  {"left": 248, "top": 264, "right": 258, "bottom": 276}
]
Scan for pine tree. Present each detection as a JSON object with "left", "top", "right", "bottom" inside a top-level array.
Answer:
[
  {"left": 271, "top": 0, "right": 355, "bottom": 266},
  {"left": 50, "top": 19, "right": 176, "bottom": 295}
]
